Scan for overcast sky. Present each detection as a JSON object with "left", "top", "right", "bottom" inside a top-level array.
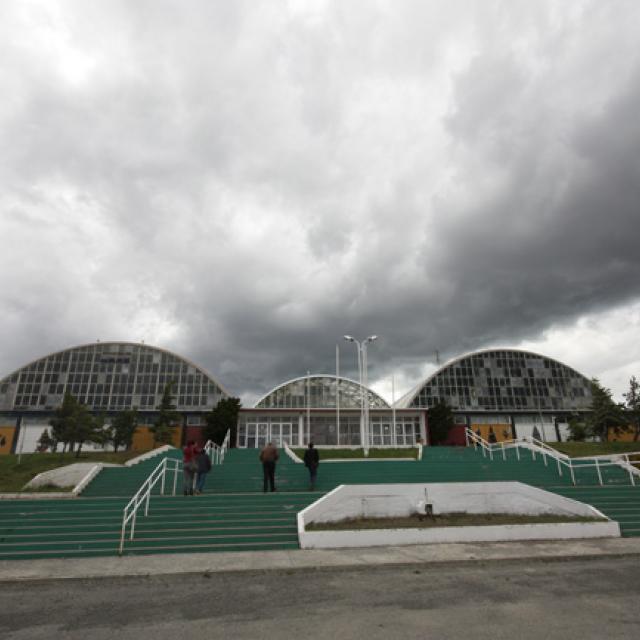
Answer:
[{"left": 1, "top": 0, "right": 640, "bottom": 406}]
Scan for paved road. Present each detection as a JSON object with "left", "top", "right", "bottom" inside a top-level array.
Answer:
[{"left": 1, "top": 557, "right": 638, "bottom": 639}]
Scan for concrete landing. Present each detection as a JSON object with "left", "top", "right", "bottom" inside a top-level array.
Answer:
[{"left": 1, "top": 536, "right": 639, "bottom": 583}]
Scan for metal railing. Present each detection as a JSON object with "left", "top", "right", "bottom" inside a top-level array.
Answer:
[
  {"left": 119, "top": 456, "right": 181, "bottom": 554},
  {"left": 118, "top": 431, "right": 232, "bottom": 555},
  {"left": 465, "top": 428, "right": 639, "bottom": 487},
  {"left": 204, "top": 429, "right": 231, "bottom": 465}
]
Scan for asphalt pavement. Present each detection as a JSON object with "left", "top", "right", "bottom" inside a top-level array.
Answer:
[{"left": 1, "top": 552, "right": 640, "bottom": 639}]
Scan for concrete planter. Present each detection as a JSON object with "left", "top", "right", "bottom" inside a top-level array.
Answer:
[{"left": 297, "top": 482, "right": 620, "bottom": 549}]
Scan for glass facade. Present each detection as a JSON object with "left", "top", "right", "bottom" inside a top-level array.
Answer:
[
  {"left": 236, "top": 412, "right": 422, "bottom": 448},
  {"left": 0, "top": 342, "right": 228, "bottom": 413},
  {"left": 404, "top": 349, "right": 592, "bottom": 412},
  {"left": 255, "top": 375, "right": 389, "bottom": 410}
]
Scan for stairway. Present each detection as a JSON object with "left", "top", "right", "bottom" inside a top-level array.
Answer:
[
  {"left": 466, "top": 445, "right": 640, "bottom": 536},
  {"left": 2, "top": 445, "right": 638, "bottom": 561},
  {"left": 204, "top": 446, "right": 579, "bottom": 494},
  {"left": 549, "top": 485, "right": 640, "bottom": 537},
  {"left": 81, "top": 449, "right": 183, "bottom": 497},
  {"left": 0, "top": 492, "right": 318, "bottom": 560}
]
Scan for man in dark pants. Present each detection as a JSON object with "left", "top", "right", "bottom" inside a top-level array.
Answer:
[
  {"left": 259, "top": 442, "right": 279, "bottom": 492},
  {"left": 303, "top": 442, "right": 320, "bottom": 490}
]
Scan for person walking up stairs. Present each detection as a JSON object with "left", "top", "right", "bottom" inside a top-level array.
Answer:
[{"left": 260, "top": 442, "right": 279, "bottom": 492}]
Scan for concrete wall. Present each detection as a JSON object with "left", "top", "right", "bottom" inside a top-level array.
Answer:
[{"left": 298, "top": 483, "right": 619, "bottom": 549}]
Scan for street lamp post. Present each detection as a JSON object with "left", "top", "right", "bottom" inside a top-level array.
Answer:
[{"left": 343, "top": 335, "right": 378, "bottom": 455}]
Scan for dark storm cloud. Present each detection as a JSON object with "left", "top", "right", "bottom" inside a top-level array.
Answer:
[{"left": 1, "top": 0, "right": 640, "bottom": 403}]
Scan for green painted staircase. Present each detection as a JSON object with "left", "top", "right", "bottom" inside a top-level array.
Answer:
[
  {"left": 2, "top": 445, "right": 638, "bottom": 561},
  {"left": 81, "top": 449, "right": 183, "bottom": 497},
  {"left": 204, "top": 446, "right": 578, "bottom": 494},
  {"left": 549, "top": 485, "right": 640, "bottom": 537},
  {"left": 0, "top": 492, "right": 319, "bottom": 560}
]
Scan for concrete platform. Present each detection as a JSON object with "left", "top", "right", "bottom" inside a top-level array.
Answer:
[{"left": 1, "top": 536, "right": 639, "bottom": 583}]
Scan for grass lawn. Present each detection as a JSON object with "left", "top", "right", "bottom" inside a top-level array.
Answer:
[
  {"left": 307, "top": 512, "right": 605, "bottom": 531},
  {"left": 550, "top": 442, "right": 640, "bottom": 458},
  {"left": 0, "top": 451, "right": 140, "bottom": 493},
  {"left": 291, "top": 447, "right": 418, "bottom": 460}
]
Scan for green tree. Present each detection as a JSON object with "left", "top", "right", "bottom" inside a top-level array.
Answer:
[
  {"left": 427, "top": 400, "right": 454, "bottom": 445},
  {"left": 567, "top": 417, "right": 587, "bottom": 442},
  {"left": 73, "top": 408, "right": 106, "bottom": 458},
  {"left": 49, "top": 393, "right": 107, "bottom": 456},
  {"left": 623, "top": 375, "right": 640, "bottom": 442},
  {"left": 587, "top": 379, "right": 626, "bottom": 442},
  {"left": 49, "top": 392, "right": 82, "bottom": 453},
  {"left": 109, "top": 408, "right": 139, "bottom": 452},
  {"left": 204, "top": 397, "right": 242, "bottom": 446},
  {"left": 151, "top": 383, "right": 181, "bottom": 446}
]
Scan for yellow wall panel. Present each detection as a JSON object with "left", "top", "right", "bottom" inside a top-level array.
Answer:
[
  {"left": 0, "top": 426, "right": 16, "bottom": 454},
  {"left": 607, "top": 426, "right": 639, "bottom": 443},
  {"left": 131, "top": 425, "right": 182, "bottom": 452},
  {"left": 470, "top": 423, "right": 513, "bottom": 442}
]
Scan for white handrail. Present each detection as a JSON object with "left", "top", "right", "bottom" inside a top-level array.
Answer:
[
  {"left": 119, "top": 456, "right": 181, "bottom": 555},
  {"left": 204, "top": 428, "right": 231, "bottom": 465},
  {"left": 119, "top": 434, "right": 233, "bottom": 554},
  {"left": 465, "top": 428, "right": 638, "bottom": 487}
]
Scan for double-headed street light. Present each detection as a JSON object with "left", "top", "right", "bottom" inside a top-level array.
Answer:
[{"left": 344, "top": 335, "right": 378, "bottom": 454}]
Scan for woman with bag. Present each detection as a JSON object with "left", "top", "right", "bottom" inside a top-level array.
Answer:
[{"left": 182, "top": 440, "right": 198, "bottom": 496}]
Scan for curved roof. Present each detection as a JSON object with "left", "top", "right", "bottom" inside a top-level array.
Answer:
[
  {"left": 254, "top": 374, "right": 390, "bottom": 409},
  {"left": 395, "top": 348, "right": 592, "bottom": 412},
  {"left": 0, "top": 341, "right": 230, "bottom": 412}
]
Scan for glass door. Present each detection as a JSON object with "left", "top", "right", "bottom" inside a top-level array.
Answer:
[
  {"left": 257, "top": 423, "right": 269, "bottom": 448},
  {"left": 270, "top": 423, "right": 282, "bottom": 447},
  {"left": 246, "top": 424, "right": 256, "bottom": 448}
]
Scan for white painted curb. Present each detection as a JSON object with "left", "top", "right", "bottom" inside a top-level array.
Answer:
[{"left": 125, "top": 445, "right": 174, "bottom": 466}]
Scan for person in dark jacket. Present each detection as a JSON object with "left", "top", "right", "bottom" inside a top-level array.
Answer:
[
  {"left": 303, "top": 442, "right": 320, "bottom": 490},
  {"left": 259, "top": 442, "right": 279, "bottom": 492},
  {"left": 195, "top": 448, "right": 212, "bottom": 495}
]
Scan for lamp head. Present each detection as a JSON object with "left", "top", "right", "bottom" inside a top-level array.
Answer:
[
  {"left": 366, "top": 335, "right": 378, "bottom": 343},
  {"left": 343, "top": 335, "right": 355, "bottom": 342}
]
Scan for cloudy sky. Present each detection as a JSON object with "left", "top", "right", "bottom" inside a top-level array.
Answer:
[{"left": 1, "top": 0, "right": 640, "bottom": 405}]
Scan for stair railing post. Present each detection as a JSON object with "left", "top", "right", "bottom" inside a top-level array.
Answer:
[
  {"left": 173, "top": 460, "right": 179, "bottom": 496},
  {"left": 542, "top": 451, "right": 548, "bottom": 466},
  {"left": 515, "top": 444, "right": 520, "bottom": 461},
  {"left": 501, "top": 442, "right": 506, "bottom": 461},
  {"left": 130, "top": 509, "right": 137, "bottom": 540},
  {"left": 556, "top": 456, "right": 562, "bottom": 476},
  {"left": 160, "top": 458, "right": 166, "bottom": 495},
  {"left": 119, "top": 511, "right": 127, "bottom": 555},
  {"left": 570, "top": 463, "right": 576, "bottom": 486},
  {"left": 595, "top": 459, "right": 603, "bottom": 485}
]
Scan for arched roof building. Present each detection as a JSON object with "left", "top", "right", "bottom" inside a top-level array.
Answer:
[
  {"left": 254, "top": 375, "right": 390, "bottom": 410},
  {"left": 395, "top": 348, "right": 592, "bottom": 413},
  {"left": 237, "top": 375, "right": 422, "bottom": 448},
  {"left": 0, "top": 342, "right": 229, "bottom": 413}
]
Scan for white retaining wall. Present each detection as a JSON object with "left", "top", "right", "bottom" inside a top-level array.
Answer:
[{"left": 298, "top": 483, "right": 620, "bottom": 549}]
